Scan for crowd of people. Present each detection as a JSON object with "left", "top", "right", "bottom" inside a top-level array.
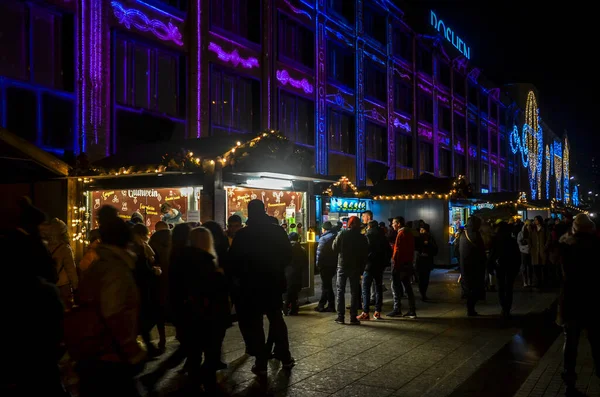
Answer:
[{"left": 2, "top": 197, "right": 599, "bottom": 397}]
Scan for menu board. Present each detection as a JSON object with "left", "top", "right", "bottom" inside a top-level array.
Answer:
[
  {"left": 90, "top": 187, "right": 198, "bottom": 230},
  {"left": 226, "top": 187, "right": 304, "bottom": 224}
]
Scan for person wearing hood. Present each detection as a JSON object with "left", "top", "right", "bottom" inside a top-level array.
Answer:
[
  {"left": 69, "top": 217, "right": 146, "bottom": 397},
  {"left": 40, "top": 218, "right": 79, "bottom": 311},
  {"left": 457, "top": 216, "right": 487, "bottom": 316},
  {"left": 169, "top": 227, "right": 230, "bottom": 390},
  {"left": 161, "top": 202, "right": 184, "bottom": 225},
  {"left": 332, "top": 216, "right": 369, "bottom": 325},
  {"left": 557, "top": 214, "right": 600, "bottom": 396}
]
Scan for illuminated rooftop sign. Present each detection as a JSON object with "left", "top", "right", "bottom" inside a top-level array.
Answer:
[{"left": 430, "top": 10, "right": 471, "bottom": 60}]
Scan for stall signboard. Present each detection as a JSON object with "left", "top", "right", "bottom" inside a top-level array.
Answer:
[
  {"left": 91, "top": 187, "right": 198, "bottom": 230},
  {"left": 329, "top": 198, "right": 368, "bottom": 213},
  {"left": 226, "top": 187, "right": 304, "bottom": 223}
]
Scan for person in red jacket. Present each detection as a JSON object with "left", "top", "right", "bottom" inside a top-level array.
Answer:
[{"left": 387, "top": 216, "right": 417, "bottom": 318}]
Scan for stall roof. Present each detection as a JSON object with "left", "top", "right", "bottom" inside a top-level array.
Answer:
[
  {"left": 93, "top": 135, "right": 242, "bottom": 170},
  {"left": 370, "top": 174, "right": 456, "bottom": 197},
  {"left": 0, "top": 128, "right": 70, "bottom": 183},
  {"left": 472, "top": 192, "right": 518, "bottom": 203}
]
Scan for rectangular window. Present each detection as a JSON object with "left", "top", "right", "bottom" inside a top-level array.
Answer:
[
  {"left": 453, "top": 72, "right": 465, "bottom": 97},
  {"left": 42, "top": 93, "right": 74, "bottom": 149},
  {"left": 468, "top": 84, "right": 478, "bottom": 107},
  {"left": 419, "top": 142, "right": 433, "bottom": 173},
  {"left": 501, "top": 169, "right": 509, "bottom": 190},
  {"left": 366, "top": 122, "right": 387, "bottom": 162},
  {"left": 327, "top": 41, "right": 354, "bottom": 87},
  {"left": 115, "top": 36, "right": 186, "bottom": 118},
  {"left": 454, "top": 113, "right": 466, "bottom": 139},
  {"left": 439, "top": 148, "right": 451, "bottom": 177},
  {"left": 210, "top": 0, "right": 261, "bottom": 43},
  {"left": 210, "top": 66, "right": 260, "bottom": 136},
  {"left": 6, "top": 87, "right": 38, "bottom": 143},
  {"left": 481, "top": 165, "right": 489, "bottom": 188},
  {"left": 396, "top": 133, "right": 413, "bottom": 168},
  {"left": 393, "top": 80, "right": 412, "bottom": 114},
  {"left": 492, "top": 168, "right": 498, "bottom": 191},
  {"left": 114, "top": 109, "right": 186, "bottom": 150},
  {"left": 0, "top": 2, "right": 74, "bottom": 91},
  {"left": 469, "top": 161, "right": 476, "bottom": 185},
  {"left": 417, "top": 48, "right": 433, "bottom": 75},
  {"left": 327, "top": 0, "right": 355, "bottom": 24},
  {"left": 491, "top": 131, "right": 498, "bottom": 154},
  {"left": 393, "top": 26, "right": 412, "bottom": 61},
  {"left": 363, "top": 5, "right": 386, "bottom": 44},
  {"left": 439, "top": 105, "right": 451, "bottom": 132},
  {"left": 364, "top": 59, "right": 386, "bottom": 102},
  {"left": 438, "top": 61, "right": 451, "bottom": 88},
  {"left": 280, "top": 91, "right": 315, "bottom": 145},
  {"left": 500, "top": 135, "right": 507, "bottom": 158},
  {"left": 468, "top": 119, "right": 478, "bottom": 146},
  {"left": 418, "top": 93, "right": 433, "bottom": 124},
  {"left": 279, "top": 13, "right": 314, "bottom": 69},
  {"left": 455, "top": 154, "right": 465, "bottom": 176},
  {"left": 480, "top": 128, "right": 488, "bottom": 152},
  {"left": 328, "top": 109, "right": 355, "bottom": 154}
]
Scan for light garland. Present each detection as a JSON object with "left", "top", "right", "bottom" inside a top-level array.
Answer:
[
  {"left": 373, "top": 175, "right": 467, "bottom": 201},
  {"left": 554, "top": 141, "right": 562, "bottom": 201},
  {"left": 323, "top": 176, "right": 359, "bottom": 196}
]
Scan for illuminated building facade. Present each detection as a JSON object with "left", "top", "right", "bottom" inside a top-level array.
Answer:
[
  {"left": 1, "top": 0, "right": 571, "bottom": 201},
  {"left": 506, "top": 84, "right": 572, "bottom": 203}
]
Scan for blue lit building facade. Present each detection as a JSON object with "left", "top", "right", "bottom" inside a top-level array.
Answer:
[{"left": 0, "top": 0, "right": 578, "bottom": 206}]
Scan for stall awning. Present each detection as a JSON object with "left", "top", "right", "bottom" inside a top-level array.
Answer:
[{"left": 0, "top": 128, "right": 70, "bottom": 184}]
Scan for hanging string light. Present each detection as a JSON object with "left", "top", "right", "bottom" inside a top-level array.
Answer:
[
  {"left": 545, "top": 144, "right": 551, "bottom": 199},
  {"left": 563, "top": 137, "right": 570, "bottom": 202}
]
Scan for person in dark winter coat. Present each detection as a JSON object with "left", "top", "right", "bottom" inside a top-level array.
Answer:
[
  {"left": 332, "top": 216, "right": 369, "bottom": 325},
  {"left": 458, "top": 216, "right": 487, "bottom": 316},
  {"left": 169, "top": 227, "right": 230, "bottom": 390},
  {"left": 357, "top": 220, "right": 391, "bottom": 320},
  {"left": 149, "top": 221, "right": 171, "bottom": 349},
  {"left": 315, "top": 221, "right": 337, "bottom": 312},
  {"left": 227, "top": 199, "right": 294, "bottom": 375},
  {"left": 557, "top": 214, "right": 600, "bottom": 396},
  {"left": 415, "top": 223, "right": 437, "bottom": 301},
  {"left": 285, "top": 232, "right": 307, "bottom": 315},
  {"left": 488, "top": 221, "right": 521, "bottom": 317}
]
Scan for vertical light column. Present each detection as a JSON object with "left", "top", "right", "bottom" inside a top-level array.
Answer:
[
  {"left": 261, "top": 0, "right": 272, "bottom": 129},
  {"left": 315, "top": 3, "right": 327, "bottom": 175},
  {"left": 432, "top": 58, "right": 439, "bottom": 176},
  {"left": 355, "top": 0, "right": 366, "bottom": 186},
  {"left": 78, "top": 0, "right": 107, "bottom": 157},
  {"left": 195, "top": 0, "right": 201, "bottom": 137},
  {"left": 386, "top": 16, "right": 395, "bottom": 180}
]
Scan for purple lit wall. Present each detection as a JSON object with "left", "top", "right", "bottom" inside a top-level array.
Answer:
[
  {"left": 111, "top": 2, "right": 183, "bottom": 46},
  {"left": 208, "top": 42, "right": 259, "bottom": 69},
  {"left": 196, "top": 0, "right": 201, "bottom": 137},
  {"left": 276, "top": 69, "right": 314, "bottom": 94}
]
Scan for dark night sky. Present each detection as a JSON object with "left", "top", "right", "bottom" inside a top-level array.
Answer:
[{"left": 399, "top": 1, "right": 596, "bottom": 182}]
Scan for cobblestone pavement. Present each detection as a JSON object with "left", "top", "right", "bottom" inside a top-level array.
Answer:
[
  {"left": 514, "top": 333, "right": 599, "bottom": 397},
  {"left": 61, "top": 270, "right": 558, "bottom": 396}
]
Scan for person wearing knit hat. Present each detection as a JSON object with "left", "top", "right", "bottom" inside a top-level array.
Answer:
[
  {"left": 331, "top": 215, "right": 368, "bottom": 324},
  {"left": 556, "top": 212, "right": 600, "bottom": 395}
]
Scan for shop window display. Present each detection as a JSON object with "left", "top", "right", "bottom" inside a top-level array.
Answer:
[
  {"left": 90, "top": 187, "right": 200, "bottom": 229},
  {"left": 226, "top": 187, "right": 305, "bottom": 228}
]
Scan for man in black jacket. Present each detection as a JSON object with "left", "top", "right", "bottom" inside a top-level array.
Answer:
[
  {"left": 357, "top": 221, "right": 391, "bottom": 321},
  {"left": 332, "top": 216, "right": 369, "bottom": 325},
  {"left": 314, "top": 221, "right": 337, "bottom": 312},
  {"left": 228, "top": 200, "right": 294, "bottom": 375}
]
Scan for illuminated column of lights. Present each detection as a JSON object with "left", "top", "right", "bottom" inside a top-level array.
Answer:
[
  {"left": 554, "top": 141, "right": 563, "bottom": 201},
  {"left": 572, "top": 185, "right": 579, "bottom": 206},
  {"left": 545, "top": 144, "right": 551, "bottom": 199},
  {"left": 536, "top": 120, "right": 543, "bottom": 198},
  {"left": 524, "top": 91, "right": 542, "bottom": 199},
  {"left": 563, "top": 137, "right": 570, "bottom": 202}
]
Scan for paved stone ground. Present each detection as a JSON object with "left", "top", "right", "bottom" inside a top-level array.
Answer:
[
  {"left": 514, "top": 333, "right": 599, "bottom": 397},
  {"left": 61, "top": 270, "right": 558, "bottom": 396}
]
